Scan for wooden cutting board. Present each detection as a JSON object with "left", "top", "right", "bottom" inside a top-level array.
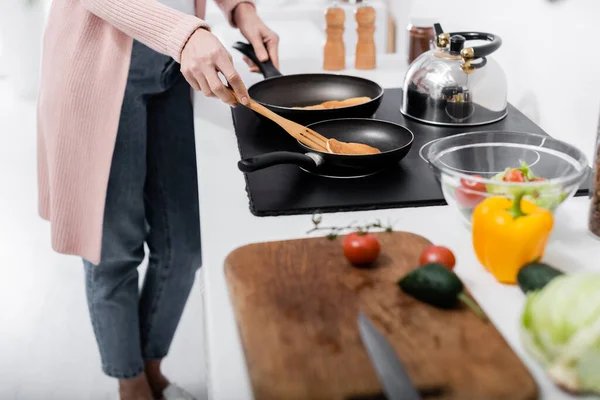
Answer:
[{"left": 224, "top": 232, "right": 538, "bottom": 400}]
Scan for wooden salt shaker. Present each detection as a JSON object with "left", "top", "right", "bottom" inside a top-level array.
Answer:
[
  {"left": 355, "top": 5, "right": 376, "bottom": 70},
  {"left": 323, "top": 6, "right": 345, "bottom": 71}
]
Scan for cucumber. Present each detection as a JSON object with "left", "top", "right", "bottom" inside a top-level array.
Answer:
[
  {"left": 398, "top": 263, "right": 487, "bottom": 321},
  {"left": 517, "top": 262, "right": 564, "bottom": 294},
  {"left": 398, "top": 263, "right": 463, "bottom": 308}
]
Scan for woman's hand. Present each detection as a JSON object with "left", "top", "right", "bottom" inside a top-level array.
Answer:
[
  {"left": 180, "top": 28, "right": 248, "bottom": 106},
  {"left": 233, "top": 3, "right": 280, "bottom": 73}
]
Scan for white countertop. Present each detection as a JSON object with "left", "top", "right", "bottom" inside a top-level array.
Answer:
[{"left": 193, "top": 53, "right": 599, "bottom": 400}]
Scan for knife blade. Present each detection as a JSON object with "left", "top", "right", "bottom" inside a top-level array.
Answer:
[{"left": 358, "top": 312, "right": 422, "bottom": 400}]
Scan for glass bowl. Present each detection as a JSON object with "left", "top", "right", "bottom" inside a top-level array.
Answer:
[{"left": 421, "top": 131, "right": 589, "bottom": 225}]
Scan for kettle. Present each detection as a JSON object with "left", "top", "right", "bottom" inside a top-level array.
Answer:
[{"left": 400, "top": 23, "right": 507, "bottom": 126}]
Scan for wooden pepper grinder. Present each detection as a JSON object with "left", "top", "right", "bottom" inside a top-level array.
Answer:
[
  {"left": 355, "top": 5, "right": 376, "bottom": 70},
  {"left": 323, "top": 6, "right": 346, "bottom": 71}
]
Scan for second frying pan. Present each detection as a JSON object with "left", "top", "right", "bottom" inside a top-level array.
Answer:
[
  {"left": 233, "top": 42, "right": 384, "bottom": 125},
  {"left": 238, "top": 119, "right": 414, "bottom": 178}
]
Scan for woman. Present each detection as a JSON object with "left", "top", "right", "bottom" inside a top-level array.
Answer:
[{"left": 37, "top": 0, "right": 278, "bottom": 399}]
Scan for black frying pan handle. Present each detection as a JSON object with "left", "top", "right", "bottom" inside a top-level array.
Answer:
[
  {"left": 238, "top": 152, "right": 321, "bottom": 173},
  {"left": 232, "top": 41, "right": 283, "bottom": 79}
]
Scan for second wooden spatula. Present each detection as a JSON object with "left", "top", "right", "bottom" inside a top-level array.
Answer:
[{"left": 226, "top": 87, "right": 380, "bottom": 155}]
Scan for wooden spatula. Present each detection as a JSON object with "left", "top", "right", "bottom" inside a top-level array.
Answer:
[
  {"left": 292, "top": 96, "right": 371, "bottom": 110},
  {"left": 226, "top": 88, "right": 380, "bottom": 155},
  {"left": 326, "top": 138, "right": 380, "bottom": 155}
]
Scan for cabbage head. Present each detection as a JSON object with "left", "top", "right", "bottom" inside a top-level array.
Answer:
[{"left": 520, "top": 273, "right": 600, "bottom": 394}]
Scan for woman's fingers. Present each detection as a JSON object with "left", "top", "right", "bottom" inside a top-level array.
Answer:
[
  {"left": 203, "top": 66, "right": 236, "bottom": 106},
  {"left": 196, "top": 73, "right": 214, "bottom": 98},
  {"left": 180, "top": 28, "right": 250, "bottom": 105},
  {"left": 182, "top": 63, "right": 214, "bottom": 98},
  {"left": 264, "top": 32, "right": 280, "bottom": 69},
  {"left": 181, "top": 68, "right": 202, "bottom": 91},
  {"left": 243, "top": 56, "right": 259, "bottom": 73},
  {"left": 215, "top": 54, "right": 249, "bottom": 105},
  {"left": 248, "top": 36, "right": 270, "bottom": 64},
  {"left": 245, "top": 28, "right": 279, "bottom": 71}
]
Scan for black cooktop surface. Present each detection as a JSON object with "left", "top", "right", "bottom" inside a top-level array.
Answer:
[{"left": 231, "top": 88, "right": 589, "bottom": 216}]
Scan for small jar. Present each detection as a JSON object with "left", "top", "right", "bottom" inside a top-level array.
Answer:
[
  {"left": 407, "top": 18, "right": 435, "bottom": 64},
  {"left": 589, "top": 120, "right": 600, "bottom": 239}
]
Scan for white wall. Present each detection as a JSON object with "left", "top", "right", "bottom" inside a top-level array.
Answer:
[{"left": 390, "top": 0, "right": 600, "bottom": 162}]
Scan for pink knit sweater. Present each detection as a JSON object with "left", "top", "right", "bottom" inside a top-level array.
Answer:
[{"left": 38, "top": 0, "right": 253, "bottom": 264}]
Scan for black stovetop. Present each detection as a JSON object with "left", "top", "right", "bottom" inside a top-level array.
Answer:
[{"left": 231, "top": 88, "right": 590, "bottom": 217}]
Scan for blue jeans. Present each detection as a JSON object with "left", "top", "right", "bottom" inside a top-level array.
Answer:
[{"left": 83, "top": 41, "right": 202, "bottom": 379}]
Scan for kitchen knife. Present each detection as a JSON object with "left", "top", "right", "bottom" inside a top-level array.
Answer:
[{"left": 358, "top": 312, "right": 422, "bottom": 400}]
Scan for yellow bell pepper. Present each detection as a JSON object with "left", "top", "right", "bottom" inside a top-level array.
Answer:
[{"left": 472, "top": 192, "right": 554, "bottom": 284}]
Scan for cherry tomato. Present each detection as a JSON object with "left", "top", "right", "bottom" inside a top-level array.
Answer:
[
  {"left": 455, "top": 174, "right": 487, "bottom": 208},
  {"left": 343, "top": 232, "right": 381, "bottom": 266},
  {"left": 419, "top": 245, "right": 456, "bottom": 269},
  {"left": 460, "top": 175, "right": 486, "bottom": 192},
  {"left": 504, "top": 169, "right": 525, "bottom": 182}
]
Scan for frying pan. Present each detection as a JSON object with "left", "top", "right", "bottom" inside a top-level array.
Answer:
[
  {"left": 237, "top": 119, "right": 414, "bottom": 178},
  {"left": 233, "top": 42, "right": 384, "bottom": 125}
]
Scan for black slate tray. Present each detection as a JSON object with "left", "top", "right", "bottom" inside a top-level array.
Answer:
[{"left": 232, "top": 88, "right": 590, "bottom": 216}]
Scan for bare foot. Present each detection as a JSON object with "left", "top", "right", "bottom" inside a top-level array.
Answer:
[
  {"left": 119, "top": 372, "right": 153, "bottom": 400},
  {"left": 145, "top": 359, "right": 170, "bottom": 399}
]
